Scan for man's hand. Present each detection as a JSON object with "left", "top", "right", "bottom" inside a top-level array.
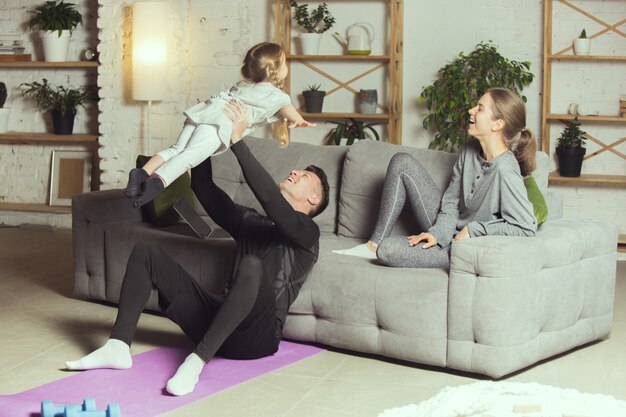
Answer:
[
  {"left": 407, "top": 232, "right": 438, "bottom": 249},
  {"left": 289, "top": 119, "right": 317, "bottom": 128},
  {"left": 223, "top": 100, "right": 250, "bottom": 144},
  {"left": 454, "top": 226, "right": 470, "bottom": 241}
]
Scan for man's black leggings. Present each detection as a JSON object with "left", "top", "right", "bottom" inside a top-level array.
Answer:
[{"left": 110, "top": 243, "right": 280, "bottom": 362}]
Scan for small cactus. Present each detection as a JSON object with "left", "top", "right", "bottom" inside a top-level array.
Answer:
[
  {"left": 579, "top": 29, "right": 587, "bottom": 39},
  {"left": 0, "top": 82, "right": 7, "bottom": 109}
]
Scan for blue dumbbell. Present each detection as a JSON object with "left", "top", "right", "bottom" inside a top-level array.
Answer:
[
  {"left": 41, "top": 398, "right": 97, "bottom": 417},
  {"left": 64, "top": 402, "right": 121, "bottom": 417}
]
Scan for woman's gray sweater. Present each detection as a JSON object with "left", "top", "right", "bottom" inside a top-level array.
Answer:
[{"left": 428, "top": 140, "right": 537, "bottom": 247}]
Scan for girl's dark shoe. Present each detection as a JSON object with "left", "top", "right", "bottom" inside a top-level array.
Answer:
[
  {"left": 125, "top": 168, "right": 149, "bottom": 198},
  {"left": 133, "top": 176, "right": 165, "bottom": 208}
]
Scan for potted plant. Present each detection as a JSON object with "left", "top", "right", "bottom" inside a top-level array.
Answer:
[
  {"left": 0, "top": 82, "right": 9, "bottom": 133},
  {"left": 573, "top": 29, "right": 591, "bottom": 56},
  {"left": 290, "top": 1, "right": 335, "bottom": 55},
  {"left": 325, "top": 118, "right": 380, "bottom": 146},
  {"left": 28, "top": 0, "right": 82, "bottom": 62},
  {"left": 20, "top": 78, "right": 94, "bottom": 134},
  {"left": 419, "top": 41, "right": 535, "bottom": 152},
  {"left": 556, "top": 117, "right": 587, "bottom": 177},
  {"left": 302, "top": 83, "right": 326, "bottom": 113}
]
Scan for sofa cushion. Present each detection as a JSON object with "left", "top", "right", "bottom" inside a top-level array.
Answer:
[
  {"left": 209, "top": 137, "right": 347, "bottom": 234},
  {"left": 337, "top": 141, "right": 457, "bottom": 239},
  {"left": 284, "top": 235, "right": 449, "bottom": 367}
]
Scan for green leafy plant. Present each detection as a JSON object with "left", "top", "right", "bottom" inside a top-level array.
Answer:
[
  {"left": 418, "top": 41, "right": 535, "bottom": 152},
  {"left": 579, "top": 29, "right": 587, "bottom": 39},
  {"left": 0, "top": 82, "right": 7, "bottom": 108},
  {"left": 325, "top": 118, "right": 380, "bottom": 145},
  {"left": 290, "top": 1, "right": 335, "bottom": 34},
  {"left": 28, "top": 0, "right": 82, "bottom": 36},
  {"left": 20, "top": 78, "right": 94, "bottom": 115},
  {"left": 305, "top": 83, "right": 322, "bottom": 92},
  {"left": 556, "top": 117, "right": 587, "bottom": 149}
]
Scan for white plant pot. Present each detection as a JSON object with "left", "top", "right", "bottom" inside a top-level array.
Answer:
[
  {"left": 300, "top": 33, "right": 322, "bottom": 55},
  {"left": 573, "top": 38, "right": 591, "bottom": 56},
  {"left": 0, "top": 108, "right": 10, "bottom": 133},
  {"left": 40, "top": 30, "right": 71, "bottom": 62}
]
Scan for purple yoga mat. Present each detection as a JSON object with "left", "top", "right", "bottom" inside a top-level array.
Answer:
[{"left": 0, "top": 341, "right": 323, "bottom": 417}]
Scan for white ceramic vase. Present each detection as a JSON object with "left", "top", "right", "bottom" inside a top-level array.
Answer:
[
  {"left": 300, "top": 33, "right": 322, "bottom": 55},
  {"left": 40, "top": 30, "right": 71, "bottom": 62},
  {"left": 573, "top": 38, "right": 591, "bottom": 56},
  {"left": 0, "top": 108, "right": 10, "bottom": 133}
]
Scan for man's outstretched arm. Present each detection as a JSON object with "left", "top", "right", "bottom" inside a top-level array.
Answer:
[{"left": 224, "top": 101, "right": 319, "bottom": 248}]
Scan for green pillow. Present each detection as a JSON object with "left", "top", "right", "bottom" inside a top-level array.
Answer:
[
  {"left": 136, "top": 155, "right": 196, "bottom": 227},
  {"left": 524, "top": 176, "right": 548, "bottom": 226}
]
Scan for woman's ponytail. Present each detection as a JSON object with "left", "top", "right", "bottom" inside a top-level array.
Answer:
[{"left": 514, "top": 128, "right": 537, "bottom": 177}]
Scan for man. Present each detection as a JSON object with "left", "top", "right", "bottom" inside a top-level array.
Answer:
[{"left": 65, "top": 101, "right": 330, "bottom": 396}]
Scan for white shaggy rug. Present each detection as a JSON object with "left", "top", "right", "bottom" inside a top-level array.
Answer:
[{"left": 378, "top": 381, "right": 626, "bottom": 417}]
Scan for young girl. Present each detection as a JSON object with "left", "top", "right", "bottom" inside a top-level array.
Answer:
[{"left": 126, "top": 42, "right": 315, "bottom": 207}]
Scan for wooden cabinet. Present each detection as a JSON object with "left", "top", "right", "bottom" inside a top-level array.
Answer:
[
  {"left": 273, "top": 0, "right": 403, "bottom": 144},
  {"left": 0, "top": 60, "right": 99, "bottom": 213},
  {"left": 541, "top": 0, "right": 626, "bottom": 186}
]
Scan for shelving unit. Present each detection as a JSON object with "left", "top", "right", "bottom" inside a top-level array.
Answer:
[
  {"left": 274, "top": 0, "right": 403, "bottom": 144},
  {"left": 542, "top": 0, "right": 626, "bottom": 186},
  {"left": 0, "top": 60, "right": 99, "bottom": 213}
]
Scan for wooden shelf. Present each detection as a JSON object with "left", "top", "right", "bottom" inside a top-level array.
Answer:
[
  {"left": 546, "top": 114, "right": 626, "bottom": 122},
  {"left": 300, "top": 112, "right": 390, "bottom": 120},
  {"left": 275, "top": 0, "right": 403, "bottom": 144},
  {"left": 0, "top": 202, "right": 71, "bottom": 214},
  {"left": 0, "top": 61, "right": 98, "bottom": 69},
  {"left": 548, "top": 172, "right": 626, "bottom": 186},
  {"left": 619, "top": 234, "right": 626, "bottom": 254},
  {"left": 287, "top": 54, "right": 390, "bottom": 61},
  {"left": 547, "top": 55, "right": 626, "bottom": 61},
  {"left": 0, "top": 132, "right": 98, "bottom": 144}
]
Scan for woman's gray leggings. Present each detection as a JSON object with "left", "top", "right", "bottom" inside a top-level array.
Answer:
[{"left": 371, "top": 152, "right": 451, "bottom": 268}]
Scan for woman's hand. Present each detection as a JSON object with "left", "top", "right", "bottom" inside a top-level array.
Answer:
[
  {"left": 454, "top": 226, "right": 470, "bottom": 241},
  {"left": 289, "top": 119, "right": 317, "bottom": 128},
  {"left": 407, "top": 232, "right": 437, "bottom": 249},
  {"left": 223, "top": 100, "right": 250, "bottom": 143}
]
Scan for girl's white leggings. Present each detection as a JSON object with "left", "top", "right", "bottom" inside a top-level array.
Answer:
[{"left": 155, "top": 122, "right": 222, "bottom": 186}]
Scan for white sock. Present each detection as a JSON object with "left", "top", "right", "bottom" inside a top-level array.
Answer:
[
  {"left": 166, "top": 353, "right": 205, "bottom": 396},
  {"left": 65, "top": 339, "right": 132, "bottom": 370},
  {"left": 332, "top": 243, "right": 377, "bottom": 259}
]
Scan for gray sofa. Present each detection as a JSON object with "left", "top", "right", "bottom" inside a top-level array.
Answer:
[{"left": 72, "top": 137, "right": 618, "bottom": 378}]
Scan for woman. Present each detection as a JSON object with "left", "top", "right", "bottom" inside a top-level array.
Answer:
[{"left": 334, "top": 87, "right": 537, "bottom": 268}]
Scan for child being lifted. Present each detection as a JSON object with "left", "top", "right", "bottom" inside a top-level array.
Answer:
[{"left": 125, "top": 42, "right": 316, "bottom": 207}]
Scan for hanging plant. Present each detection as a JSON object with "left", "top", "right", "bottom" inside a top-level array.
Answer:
[{"left": 418, "top": 41, "right": 535, "bottom": 152}]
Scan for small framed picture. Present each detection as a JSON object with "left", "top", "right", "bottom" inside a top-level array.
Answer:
[{"left": 49, "top": 150, "right": 92, "bottom": 206}]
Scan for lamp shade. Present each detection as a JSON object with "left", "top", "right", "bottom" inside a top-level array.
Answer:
[{"left": 132, "top": 2, "right": 167, "bottom": 101}]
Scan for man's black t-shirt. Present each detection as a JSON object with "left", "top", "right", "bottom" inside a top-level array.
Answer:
[{"left": 190, "top": 141, "right": 320, "bottom": 340}]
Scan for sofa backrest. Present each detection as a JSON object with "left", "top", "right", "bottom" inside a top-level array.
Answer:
[
  {"left": 209, "top": 137, "right": 348, "bottom": 234},
  {"left": 207, "top": 136, "right": 550, "bottom": 238},
  {"left": 337, "top": 141, "right": 550, "bottom": 239},
  {"left": 337, "top": 140, "right": 458, "bottom": 238}
]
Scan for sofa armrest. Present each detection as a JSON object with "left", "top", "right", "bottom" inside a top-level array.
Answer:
[
  {"left": 447, "top": 218, "right": 617, "bottom": 377},
  {"left": 72, "top": 189, "right": 144, "bottom": 301}
]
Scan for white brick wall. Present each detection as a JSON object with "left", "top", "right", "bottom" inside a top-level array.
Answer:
[{"left": 1, "top": 0, "right": 624, "bottom": 260}]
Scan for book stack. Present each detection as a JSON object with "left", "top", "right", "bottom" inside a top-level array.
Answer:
[
  {"left": 0, "top": 34, "right": 30, "bottom": 62},
  {"left": 621, "top": 95, "right": 626, "bottom": 118}
]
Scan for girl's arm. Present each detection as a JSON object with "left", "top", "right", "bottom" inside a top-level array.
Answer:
[{"left": 278, "top": 104, "right": 317, "bottom": 128}]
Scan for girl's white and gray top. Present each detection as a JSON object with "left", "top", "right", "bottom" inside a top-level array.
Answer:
[
  {"left": 184, "top": 81, "right": 291, "bottom": 154},
  {"left": 428, "top": 139, "right": 537, "bottom": 247}
]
